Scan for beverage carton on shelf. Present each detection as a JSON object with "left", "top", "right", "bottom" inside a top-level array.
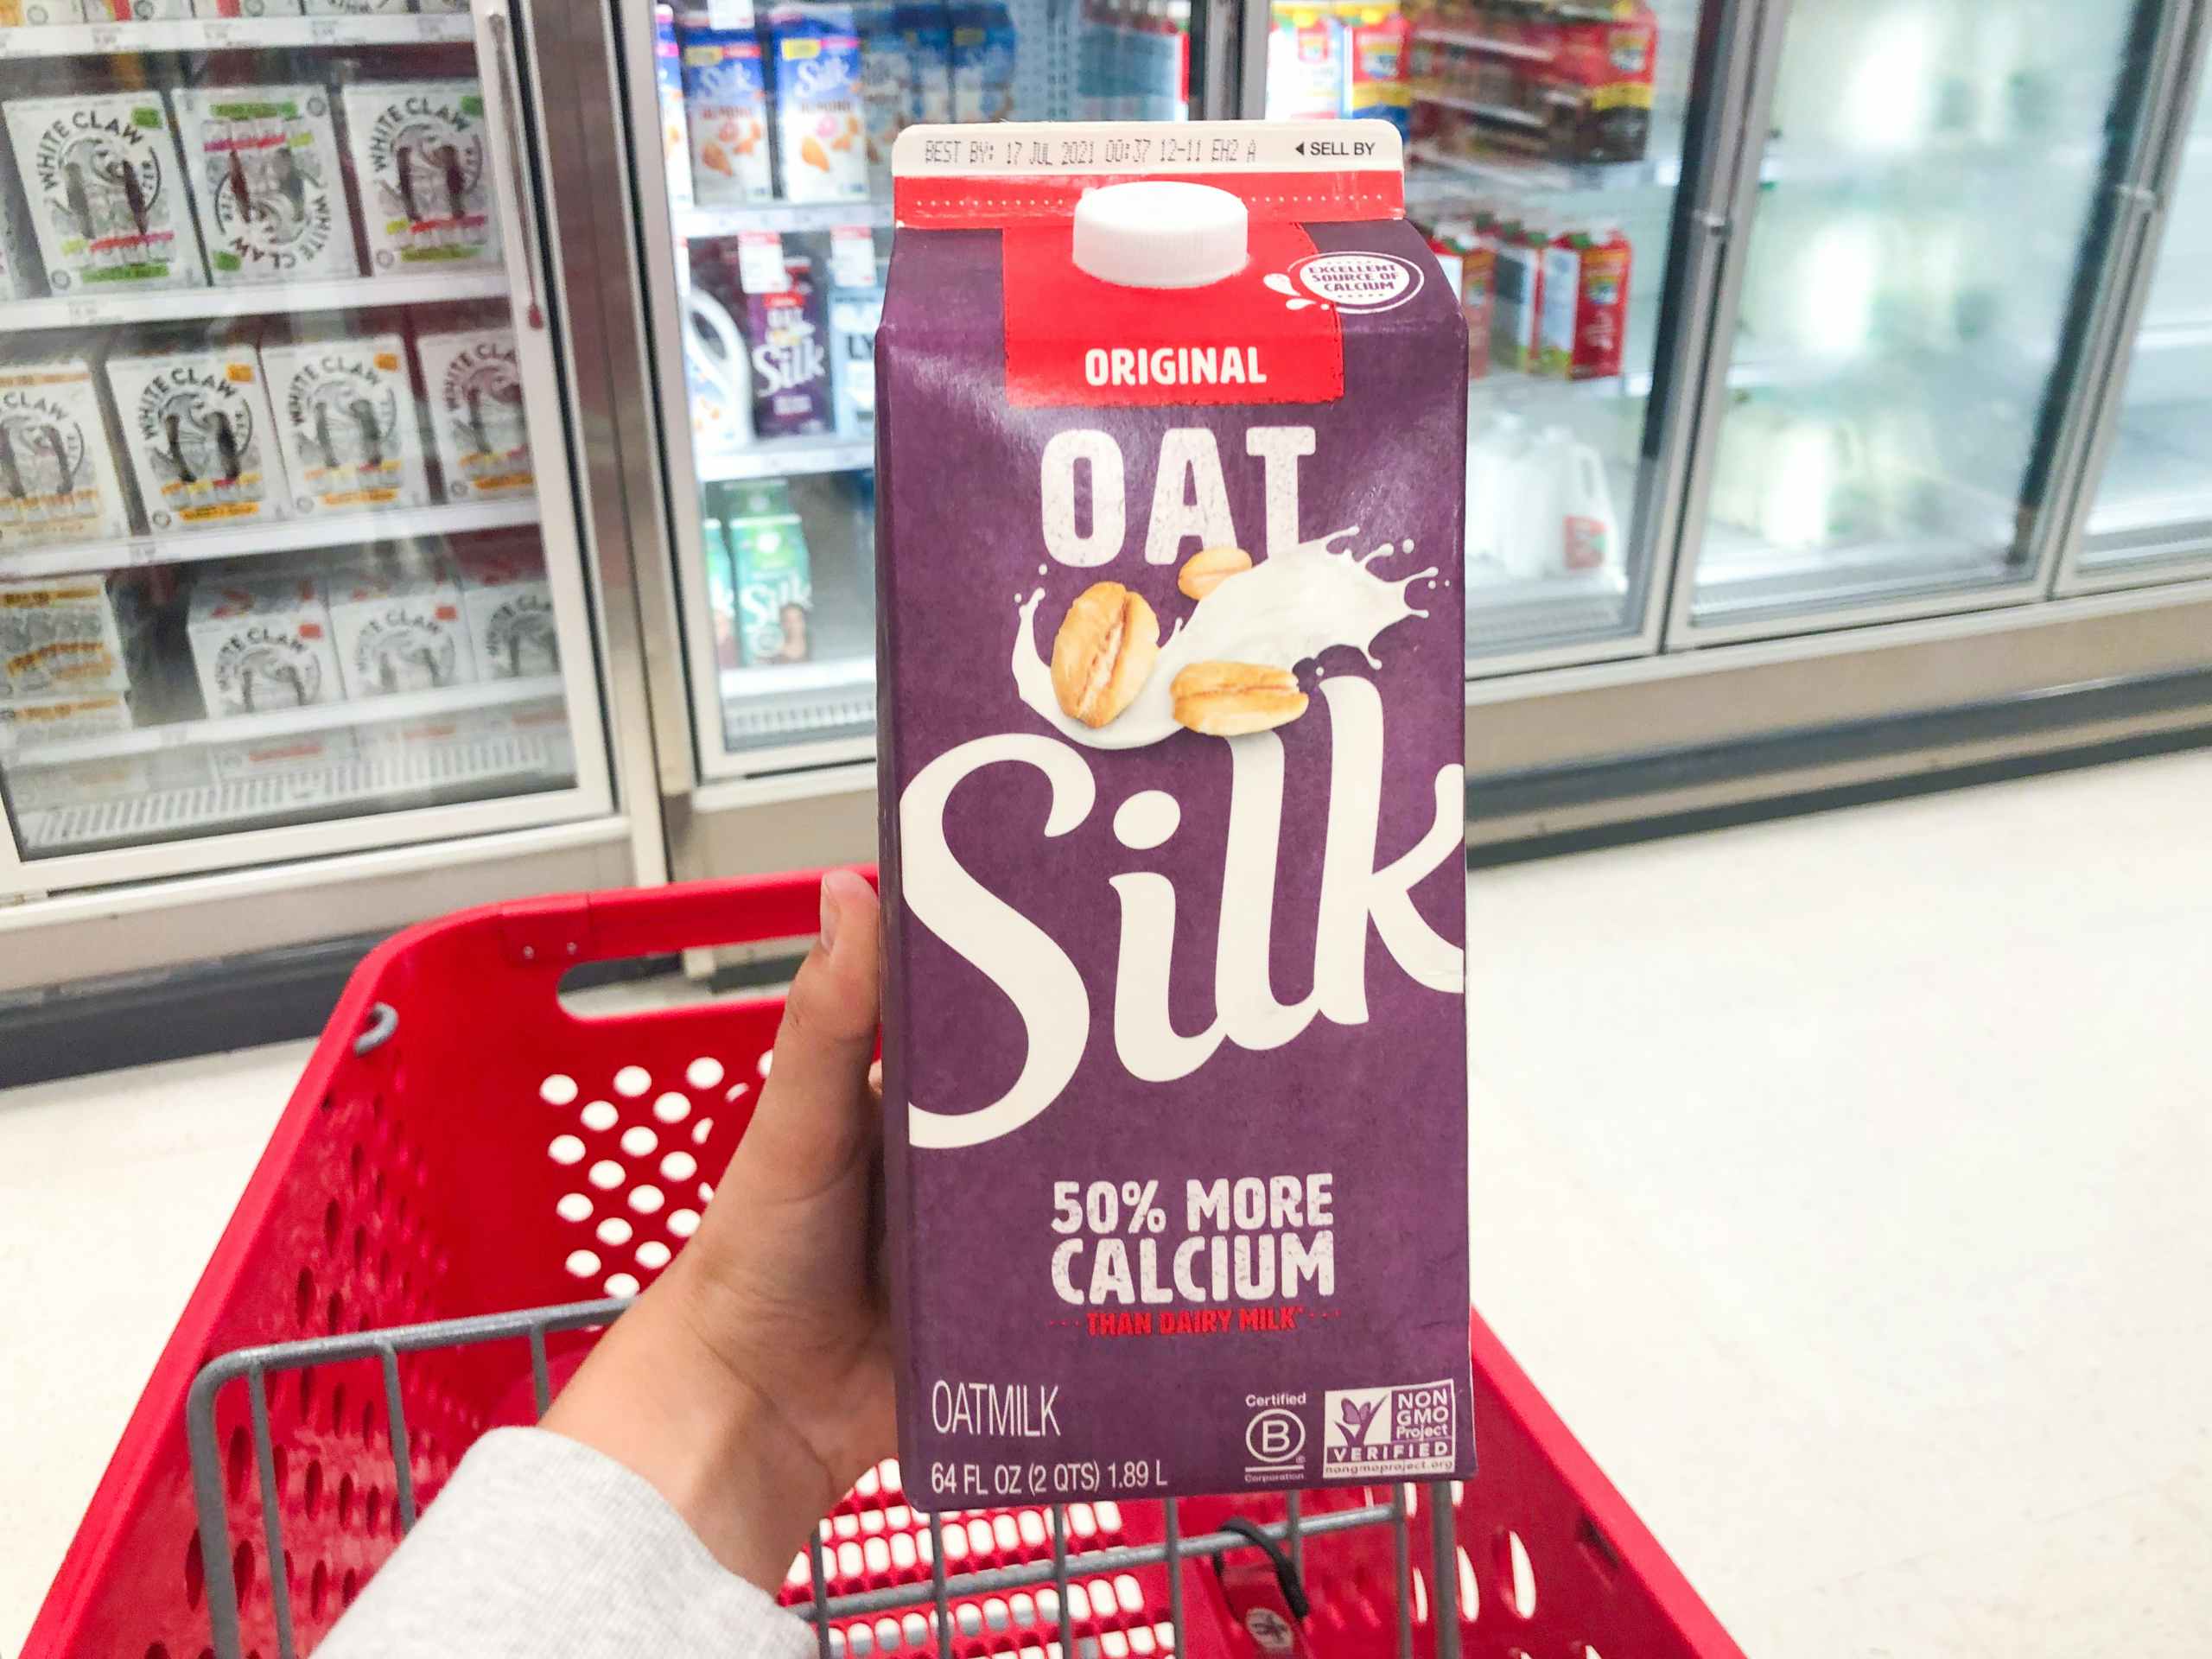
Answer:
[
  {"left": 898, "top": 0, "right": 952, "bottom": 126},
  {"left": 340, "top": 80, "right": 502, "bottom": 273},
  {"left": 190, "top": 0, "right": 309, "bottom": 18},
  {"left": 679, "top": 17, "right": 776, "bottom": 206},
  {"left": 741, "top": 256, "right": 833, "bottom": 439},
  {"left": 769, "top": 2, "right": 870, "bottom": 202},
  {"left": 168, "top": 85, "right": 358, "bottom": 285},
  {"left": 0, "top": 0, "right": 86, "bottom": 24},
  {"left": 3, "top": 92, "right": 207, "bottom": 293},
  {"left": 185, "top": 571, "right": 343, "bottom": 715},
  {"left": 258, "top": 326, "right": 433, "bottom": 516},
  {"left": 0, "top": 692, "right": 133, "bottom": 755},
  {"left": 451, "top": 537, "right": 558, "bottom": 679},
  {"left": 0, "top": 574, "right": 142, "bottom": 702},
  {"left": 950, "top": 0, "right": 1017, "bottom": 123},
  {"left": 1536, "top": 223, "right": 1630, "bottom": 381},
  {"left": 105, "top": 329, "right": 292, "bottom": 531},
  {"left": 710, "top": 477, "right": 810, "bottom": 664},
  {"left": 77, "top": 0, "right": 193, "bottom": 22},
  {"left": 0, "top": 344, "right": 135, "bottom": 550},
  {"left": 412, "top": 322, "right": 535, "bottom": 501},
  {"left": 326, "top": 556, "right": 480, "bottom": 698},
  {"left": 652, "top": 6, "right": 696, "bottom": 212}
]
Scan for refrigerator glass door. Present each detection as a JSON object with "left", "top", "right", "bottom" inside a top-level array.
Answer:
[
  {"left": 645, "top": 0, "right": 1189, "bottom": 780},
  {"left": 2076, "top": 77, "right": 2212, "bottom": 586},
  {"left": 0, "top": 11, "right": 612, "bottom": 891},
  {"left": 1680, "top": 0, "right": 2154, "bottom": 640},
  {"left": 1386, "top": 0, "right": 1716, "bottom": 666}
]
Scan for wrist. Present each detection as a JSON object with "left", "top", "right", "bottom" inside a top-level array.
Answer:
[{"left": 543, "top": 1266, "right": 833, "bottom": 1593}]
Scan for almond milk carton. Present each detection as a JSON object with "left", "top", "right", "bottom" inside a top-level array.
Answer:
[
  {"left": 259, "top": 326, "right": 432, "bottom": 515},
  {"left": 327, "top": 553, "right": 479, "bottom": 697},
  {"left": 877, "top": 124, "right": 1473, "bottom": 1502},
  {"left": 414, "top": 323, "right": 534, "bottom": 500},
  {"left": 106, "top": 330, "right": 290, "bottom": 531},
  {"left": 186, "top": 571, "right": 342, "bottom": 715},
  {"left": 340, "top": 81, "right": 502, "bottom": 273},
  {"left": 0, "top": 345, "right": 133, "bottom": 550},
  {"left": 169, "top": 85, "right": 358, "bottom": 285},
  {"left": 3, "top": 93, "right": 206, "bottom": 293}
]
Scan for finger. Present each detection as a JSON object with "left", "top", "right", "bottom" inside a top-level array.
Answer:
[{"left": 727, "top": 868, "right": 881, "bottom": 1200}]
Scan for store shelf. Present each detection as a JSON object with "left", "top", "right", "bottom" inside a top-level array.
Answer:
[
  {"left": 0, "top": 13, "right": 470, "bottom": 56},
  {"left": 1472, "top": 367, "right": 1655, "bottom": 403},
  {"left": 0, "top": 269, "right": 509, "bottom": 335},
  {"left": 679, "top": 200, "right": 893, "bottom": 238},
  {"left": 700, "top": 437, "right": 873, "bottom": 482},
  {"left": 15, "top": 674, "right": 566, "bottom": 769},
  {"left": 16, "top": 712, "right": 574, "bottom": 855},
  {"left": 1413, "top": 87, "right": 1546, "bottom": 130},
  {"left": 718, "top": 655, "right": 874, "bottom": 701},
  {"left": 1413, "top": 22, "right": 1555, "bottom": 62},
  {"left": 1408, "top": 141, "right": 1675, "bottom": 195},
  {"left": 718, "top": 654, "right": 874, "bottom": 748},
  {"left": 0, "top": 499, "right": 539, "bottom": 580}
]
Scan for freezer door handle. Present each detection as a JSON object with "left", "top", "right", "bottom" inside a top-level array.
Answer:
[{"left": 485, "top": 2, "right": 549, "bottom": 332}]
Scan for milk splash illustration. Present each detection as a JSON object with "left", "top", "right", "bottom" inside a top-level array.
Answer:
[{"left": 1013, "top": 530, "right": 1438, "bottom": 749}]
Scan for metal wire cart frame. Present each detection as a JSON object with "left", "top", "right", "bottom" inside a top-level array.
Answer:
[{"left": 22, "top": 875, "right": 1744, "bottom": 1659}]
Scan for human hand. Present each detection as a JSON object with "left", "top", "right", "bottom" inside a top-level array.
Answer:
[{"left": 544, "top": 868, "right": 892, "bottom": 1592}]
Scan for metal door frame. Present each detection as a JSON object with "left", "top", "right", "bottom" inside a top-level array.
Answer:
[
  {"left": 2053, "top": 0, "right": 2212, "bottom": 597},
  {"left": 1662, "top": 0, "right": 2188, "bottom": 651}
]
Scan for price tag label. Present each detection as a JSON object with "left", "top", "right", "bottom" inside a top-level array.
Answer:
[
  {"left": 88, "top": 23, "right": 122, "bottom": 48},
  {"left": 708, "top": 0, "right": 754, "bottom": 29},
  {"left": 735, "top": 230, "right": 787, "bottom": 294},
  {"left": 66, "top": 299, "right": 103, "bottom": 326},
  {"left": 308, "top": 16, "right": 340, "bottom": 41},
  {"left": 829, "top": 225, "right": 878, "bottom": 289},
  {"left": 201, "top": 20, "right": 234, "bottom": 44},
  {"left": 124, "top": 540, "right": 161, "bottom": 567}
]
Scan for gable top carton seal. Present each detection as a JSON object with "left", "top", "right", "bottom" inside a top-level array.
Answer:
[{"left": 890, "top": 122, "right": 1419, "bottom": 410}]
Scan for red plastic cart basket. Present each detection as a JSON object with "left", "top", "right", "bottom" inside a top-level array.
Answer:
[{"left": 25, "top": 873, "right": 1744, "bottom": 1659}]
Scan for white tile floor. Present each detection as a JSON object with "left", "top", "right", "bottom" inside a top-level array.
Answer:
[{"left": 5, "top": 748, "right": 2210, "bottom": 1656}]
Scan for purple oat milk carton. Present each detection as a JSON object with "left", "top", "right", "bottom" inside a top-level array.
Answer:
[{"left": 876, "top": 121, "right": 1473, "bottom": 1504}]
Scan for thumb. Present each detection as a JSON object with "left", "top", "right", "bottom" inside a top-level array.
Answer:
[{"left": 724, "top": 868, "right": 880, "bottom": 1202}]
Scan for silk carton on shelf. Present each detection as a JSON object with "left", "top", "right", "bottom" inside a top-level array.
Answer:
[{"left": 876, "top": 122, "right": 1474, "bottom": 1503}]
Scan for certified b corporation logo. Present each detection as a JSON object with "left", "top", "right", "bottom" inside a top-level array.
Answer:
[{"left": 1244, "top": 1403, "right": 1306, "bottom": 1481}]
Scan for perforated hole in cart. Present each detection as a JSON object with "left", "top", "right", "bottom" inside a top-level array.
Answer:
[{"left": 1494, "top": 1529, "right": 1537, "bottom": 1620}]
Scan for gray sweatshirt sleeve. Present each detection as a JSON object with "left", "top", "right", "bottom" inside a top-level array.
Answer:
[{"left": 316, "top": 1427, "right": 820, "bottom": 1659}]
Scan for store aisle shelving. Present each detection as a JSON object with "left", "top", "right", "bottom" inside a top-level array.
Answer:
[{"left": 6, "top": 750, "right": 2212, "bottom": 1656}]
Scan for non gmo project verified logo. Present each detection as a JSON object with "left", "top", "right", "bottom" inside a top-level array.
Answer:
[{"left": 1321, "top": 1382, "right": 1457, "bottom": 1478}]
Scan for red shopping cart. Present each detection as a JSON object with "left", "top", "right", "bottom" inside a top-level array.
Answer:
[{"left": 23, "top": 872, "right": 1744, "bottom": 1659}]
